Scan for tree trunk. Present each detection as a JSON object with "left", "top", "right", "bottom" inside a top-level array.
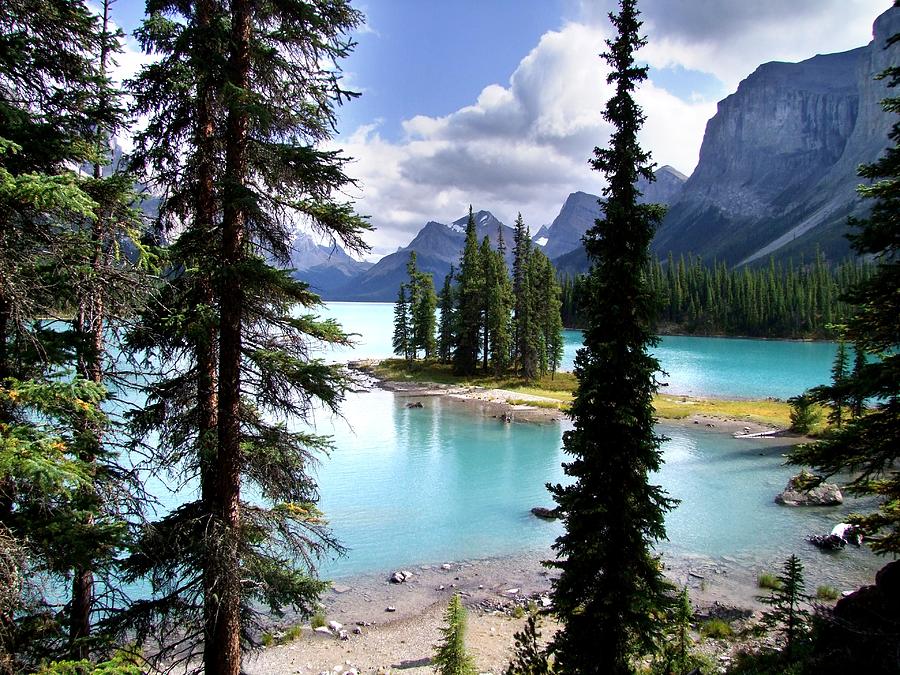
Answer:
[
  {"left": 194, "top": 0, "right": 222, "bottom": 668},
  {"left": 209, "top": 1, "right": 251, "bottom": 672}
]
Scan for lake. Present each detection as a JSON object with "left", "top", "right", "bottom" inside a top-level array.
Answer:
[
  {"left": 318, "top": 301, "right": 839, "bottom": 400},
  {"left": 286, "top": 302, "right": 879, "bottom": 588}
]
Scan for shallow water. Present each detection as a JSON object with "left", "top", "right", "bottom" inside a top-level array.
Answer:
[
  {"left": 320, "top": 301, "right": 837, "bottom": 400},
  {"left": 308, "top": 388, "right": 880, "bottom": 589}
]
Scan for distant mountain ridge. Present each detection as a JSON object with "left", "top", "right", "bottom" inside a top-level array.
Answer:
[
  {"left": 329, "top": 211, "right": 514, "bottom": 302},
  {"left": 653, "top": 6, "right": 899, "bottom": 264},
  {"left": 287, "top": 231, "right": 372, "bottom": 298}
]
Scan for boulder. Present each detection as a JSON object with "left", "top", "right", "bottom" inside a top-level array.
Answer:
[
  {"left": 531, "top": 506, "right": 560, "bottom": 520},
  {"left": 775, "top": 471, "right": 843, "bottom": 506},
  {"left": 808, "top": 533, "right": 846, "bottom": 550},
  {"left": 405, "top": 401, "right": 423, "bottom": 409},
  {"left": 389, "top": 570, "right": 413, "bottom": 584}
]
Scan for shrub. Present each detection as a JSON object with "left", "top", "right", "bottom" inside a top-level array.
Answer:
[
  {"left": 700, "top": 618, "right": 734, "bottom": 639},
  {"left": 815, "top": 585, "right": 839, "bottom": 601},
  {"left": 758, "top": 572, "right": 783, "bottom": 590},
  {"left": 310, "top": 611, "right": 327, "bottom": 629}
]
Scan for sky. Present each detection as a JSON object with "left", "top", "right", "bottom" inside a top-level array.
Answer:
[{"left": 107, "top": 0, "right": 891, "bottom": 259}]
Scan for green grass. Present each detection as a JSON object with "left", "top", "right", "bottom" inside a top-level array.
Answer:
[
  {"left": 816, "top": 584, "right": 840, "bottom": 601},
  {"left": 310, "top": 611, "right": 326, "bottom": 629},
  {"left": 700, "top": 618, "right": 734, "bottom": 639},
  {"left": 369, "top": 359, "right": 805, "bottom": 428},
  {"left": 757, "top": 572, "right": 783, "bottom": 590}
]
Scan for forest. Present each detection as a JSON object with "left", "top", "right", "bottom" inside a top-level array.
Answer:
[{"left": 560, "top": 253, "right": 873, "bottom": 338}]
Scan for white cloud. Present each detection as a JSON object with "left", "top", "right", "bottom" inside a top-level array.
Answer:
[{"left": 338, "top": 20, "right": 716, "bottom": 257}]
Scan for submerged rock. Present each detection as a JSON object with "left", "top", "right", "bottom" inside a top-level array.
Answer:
[
  {"left": 531, "top": 506, "right": 560, "bottom": 520},
  {"left": 775, "top": 471, "right": 843, "bottom": 506},
  {"left": 809, "top": 533, "right": 846, "bottom": 550}
]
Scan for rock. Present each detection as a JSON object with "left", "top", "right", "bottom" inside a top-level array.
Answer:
[
  {"left": 775, "top": 471, "right": 843, "bottom": 506},
  {"left": 352, "top": 626, "right": 362, "bottom": 635},
  {"left": 405, "top": 401, "right": 423, "bottom": 409},
  {"left": 809, "top": 533, "right": 846, "bottom": 550},
  {"left": 831, "top": 522, "right": 863, "bottom": 546},
  {"left": 530, "top": 506, "right": 560, "bottom": 520},
  {"left": 385, "top": 606, "right": 396, "bottom": 612},
  {"left": 338, "top": 629, "right": 349, "bottom": 641},
  {"left": 505, "top": 588, "right": 519, "bottom": 595},
  {"left": 441, "top": 563, "right": 452, "bottom": 570},
  {"left": 331, "top": 583, "right": 351, "bottom": 594},
  {"left": 389, "top": 571, "right": 405, "bottom": 584},
  {"left": 314, "top": 626, "right": 332, "bottom": 635}
]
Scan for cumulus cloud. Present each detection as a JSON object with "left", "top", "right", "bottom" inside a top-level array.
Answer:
[{"left": 339, "top": 19, "right": 717, "bottom": 257}]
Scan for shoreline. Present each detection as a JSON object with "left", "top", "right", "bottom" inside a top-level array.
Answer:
[
  {"left": 245, "top": 363, "right": 867, "bottom": 674},
  {"left": 247, "top": 548, "right": 785, "bottom": 675}
]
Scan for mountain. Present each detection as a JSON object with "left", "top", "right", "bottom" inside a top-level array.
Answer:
[
  {"left": 331, "top": 210, "right": 514, "bottom": 301},
  {"left": 541, "top": 165, "right": 687, "bottom": 262},
  {"left": 287, "top": 231, "right": 372, "bottom": 298},
  {"left": 653, "top": 6, "right": 900, "bottom": 264}
]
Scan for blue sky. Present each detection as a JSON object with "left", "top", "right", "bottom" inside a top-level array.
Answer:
[{"left": 108, "top": 0, "right": 890, "bottom": 257}]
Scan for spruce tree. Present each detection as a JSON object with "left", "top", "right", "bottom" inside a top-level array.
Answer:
[
  {"left": 512, "top": 214, "right": 530, "bottom": 369},
  {"left": 437, "top": 267, "right": 455, "bottom": 364},
  {"left": 789, "top": 23, "right": 900, "bottom": 558},
  {"left": 547, "top": 2, "right": 676, "bottom": 672},
  {"left": 759, "top": 555, "right": 811, "bottom": 659},
  {"left": 453, "top": 207, "right": 483, "bottom": 375},
  {"left": 121, "top": 2, "right": 368, "bottom": 672},
  {"left": 0, "top": 0, "right": 145, "bottom": 665},
  {"left": 393, "top": 284, "right": 411, "bottom": 363},
  {"left": 433, "top": 593, "right": 477, "bottom": 675}
]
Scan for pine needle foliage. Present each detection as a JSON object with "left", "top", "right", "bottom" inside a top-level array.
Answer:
[
  {"left": 433, "top": 593, "right": 477, "bottom": 675},
  {"left": 759, "top": 555, "right": 811, "bottom": 659},
  {"left": 547, "top": 2, "right": 677, "bottom": 672}
]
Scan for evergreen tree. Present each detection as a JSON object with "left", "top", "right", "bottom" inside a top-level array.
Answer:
[
  {"left": 850, "top": 342, "right": 867, "bottom": 418},
  {"left": 433, "top": 594, "right": 477, "bottom": 675},
  {"left": 453, "top": 207, "right": 483, "bottom": 375},
  {"left": 824, "top": 337, "right": 848, "bottom": 429},
  {"left": 121, "top": 2, "right": 368, "bottom": 672},
  {"left": 481, "top": 233, "right": 513, "bottom": 374},
  {"left": 505, "top": 612, "right": 551, "bottom": 675},
  {"left": 789, "top": 22, "right": 900, "bottom": 558},
  {"left": 512, "top": 214, "right": 530, "bottom": 369},
  {"left": 405, "top": 252, "right": 437, "bottom": 360},
  {"left": 547, "top": 2, "right": 676, "bottom": 672},
  {"left": 0, "top": 0, "right": 146, "bottom": 665},
  {"left": 759, "top": 555, "right": 811, "bottom": 659},
  {"left": 393, "top": 284, "right": 411, "bottom": 363},
  {"left": 437, "top": 267, "right": 455, "bottom": 364}
]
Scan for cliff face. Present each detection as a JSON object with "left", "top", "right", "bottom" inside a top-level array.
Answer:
[{"left": 653, "top": 6, "right": 899, "bottom": 264}]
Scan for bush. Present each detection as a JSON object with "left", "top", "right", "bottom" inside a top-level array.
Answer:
[
  {"left": 700, "top": 618, "right": 734, "bottom": 639},
  {"left": 815, "top": 585, "right": 839, "bottom": 601},
  {"left": 310, "top": 611, "right": 327, "bottom": 629},
  {"left": 758, "top": 572, "right": 782, "bottom": 590}
]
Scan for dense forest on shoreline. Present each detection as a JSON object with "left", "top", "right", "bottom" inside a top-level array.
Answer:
[{"left": 559, "top": 253, "right": 872, "bottom": 339}]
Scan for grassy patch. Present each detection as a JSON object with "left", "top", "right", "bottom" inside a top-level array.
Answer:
[
  {"left": 816, "top": 585, "right": 840, "bottom": 601},
  {"left": 700, "top": 618, "right": 734, "bottom": 639},
  {"left": 310, "top": 611, "right": 326, "bottom": 629},
  {"left": 757, "top": 572, "right": 783, "bottom": 590},
  {"left": 370, "top": 359, "right": 802, "bottom": 428}
]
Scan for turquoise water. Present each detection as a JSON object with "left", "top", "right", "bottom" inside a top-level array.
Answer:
[
  {"left": 320, "top": 302, "right": 837, "bottom": 400},
  {"left": 311, "top": 389, "right": 879, "bottom": 587}
]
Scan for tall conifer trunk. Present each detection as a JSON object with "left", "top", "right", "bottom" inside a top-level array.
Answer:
[
  {"left": 193, "top": 0, "right": 222, "bottom": 667},
  {"left": 211, "top": 0, "right": 251, "bottom": 671},
  {"left": 70, "top": 1, "right": 113, "bottom": 652}
]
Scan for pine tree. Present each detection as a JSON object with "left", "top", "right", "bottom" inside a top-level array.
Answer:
[
  {"left": 547, "top": 2, "right": 676, "bottom": 672},
  {"left": 120, "top": 2, "right": 368, "bottom": 672},
  {"left": 406, "top": 252, "right": 437, "bottom": 360},
  {"left": 789, "top": 23, "right": 900, "bottom": 558},
  {"left": 505, "top": 612, "right": 551, "bottom": 675},
  {"left": 437, "top": 268, "right": 455, "bottom": 364},
  {"left": 0, "top": 0, "right": 146, "bottom": 665},
  {"left": 433, "top": 594, "right": 477, "bottom": 675},
  {"left": 823, "top": 337, "right": 849, "bottom": 429},
  {"left": 393, "top": 284, "right": 411, "bottom": 363},
  {"left": 759, "top": 555, "right": 811, "bottom": 659},
  {"left": 512, "top": 214, "right": 530, "bottom": 370},
  {"left": 453, "top": 207, "right": 483, "bottom": 375}
]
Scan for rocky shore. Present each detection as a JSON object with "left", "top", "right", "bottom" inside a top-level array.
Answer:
[{"left": 243, "top": 363, "right": 864, "bottom": 674}]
